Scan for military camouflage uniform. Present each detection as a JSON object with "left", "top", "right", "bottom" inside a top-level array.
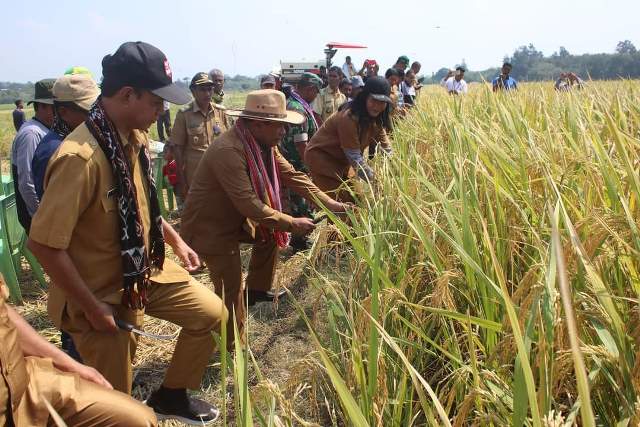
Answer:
[
  {"left": 280, "top": 95, "right": 320, "bottom": 218},
  {"left": 212, "top": 91, "right": 224, "bottom": 105}
]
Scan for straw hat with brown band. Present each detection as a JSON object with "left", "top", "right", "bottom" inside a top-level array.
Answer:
[{"left": 226, "top": 89, "right": 305, "bottom": 125}]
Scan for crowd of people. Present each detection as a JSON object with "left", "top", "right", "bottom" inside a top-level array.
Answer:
[{"left": 4, "top": 41, "right": 590, "bottom": 426}]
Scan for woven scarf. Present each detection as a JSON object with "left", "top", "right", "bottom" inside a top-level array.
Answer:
[
  {"left": 51, "top": 113, "right": 72, "bottom": 139},
  {"left": 235, "top": 119, "right": 290, "bottom": 249},
  {"left": 290, "top": 89, "right": 320, "bottom": 131},
  {"left": 85, "top": 97, "right": 165, "bottom": 309}
]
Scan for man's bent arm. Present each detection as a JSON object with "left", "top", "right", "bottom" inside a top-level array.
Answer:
[
  {"left": 26, "top": 238, "right": 109, "bottom": 325},
  {"left": 7, "top": 303, "right": 112, "bottom": 389},
  {"left": 15, "top": 131, "right": 41, "bottom": 215}
]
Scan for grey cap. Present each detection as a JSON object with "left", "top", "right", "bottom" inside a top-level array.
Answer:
[
  {"left": 350, "top": 75, "right": 364, "bottom": 88},
  {"left": 260, "top": 74, "right": 276, "bottom": 86}
]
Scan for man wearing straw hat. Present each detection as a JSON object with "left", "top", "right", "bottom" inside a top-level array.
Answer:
[
  {"left": 171, "top": 72, "right": 228, "bottom": 194},
  {"left": 180, "top": 89, "right": 347, "bottom": 339}
]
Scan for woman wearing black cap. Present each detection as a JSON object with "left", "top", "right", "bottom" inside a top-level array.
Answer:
[{"left": 304, "top": 76, "right": 392, "bottom": 202}]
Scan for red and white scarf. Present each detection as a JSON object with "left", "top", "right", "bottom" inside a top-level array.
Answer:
[{"left": 235, "top": 119, "right": 290, "bottom": 248}]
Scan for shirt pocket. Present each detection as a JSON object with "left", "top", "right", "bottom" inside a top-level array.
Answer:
[
  {"left": 101, "top": 189, "right": 118, "bottom": 213},
  {"left": 324, "top": 99, "right": 335, "bottom": 114},
  {"left": 187, "top": 124, "right": 207, "bottom": 149}
]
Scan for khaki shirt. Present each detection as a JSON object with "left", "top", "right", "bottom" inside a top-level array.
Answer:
[
  {"left": 306, "top": 109, "right": 390, "bottom": 166},
  {"left": 0, "top": 280, "right": 28, "bottom": 426},
  {"left": 30, "top": 124, "right": 190, "bottom": 327},
  {"left": 0, "top": 278, "right": 107, "bottom": 427},
  {"left": 171, "top": 101, "right": 228, "bottom": 155},
  {"left": 312, "top": 86, "right": 346, "bottom": 122},
  {"left": 180, "top": 127, "right": 333, "bottom": 256}
]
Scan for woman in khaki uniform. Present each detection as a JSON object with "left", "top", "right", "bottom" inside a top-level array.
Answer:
[
  {"left": 171, "top": 72, "right": 228, "bottom": 194},
  {"left": 305, "top": 76, "right": 393, "bottom": 202}
]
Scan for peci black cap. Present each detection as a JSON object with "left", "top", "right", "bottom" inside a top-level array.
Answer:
[{"left": 101, "top": 41, "right": 191, "bottom": 105}]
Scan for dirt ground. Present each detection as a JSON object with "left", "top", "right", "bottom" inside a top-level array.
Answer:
[{"left": 14, "top": 218, "right": 342, "bottom": 426}]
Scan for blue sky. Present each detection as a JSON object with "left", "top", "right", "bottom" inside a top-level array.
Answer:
[{"left": 1, "top": 0, "right": 638, "bottom": 82}]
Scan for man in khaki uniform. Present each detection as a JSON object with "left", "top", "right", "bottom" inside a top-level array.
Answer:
[
  {"left": 171, "top": 72, "right": 228, "bottom": 194},
  {"left": 0, "top": 277, "right": 157, "bottom": 426},
  {"left": 312, "top": 66, "right": 346, "bottom": 122},
  {"left": 180, "top": 90, "right": 347, "bottom": 340},
  {"left": 28, "top": 42, "right": 227, "bottom": 425}
]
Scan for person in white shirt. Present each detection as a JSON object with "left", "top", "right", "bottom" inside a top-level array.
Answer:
[
  {"left": 156, "top": 100, "right": 171, "bottom": 141},
  {"left": 443, "top": 67, "right": 468, "bottom": 95},
  {"left": 342, "top": 56, "right": 357, "bottom": 78},
  {"left": 400, "top": 70, "right": 417, "bottom": 107}
]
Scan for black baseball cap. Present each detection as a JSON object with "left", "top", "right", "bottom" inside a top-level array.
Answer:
[
  {"left": 364, "top": 76, "right": 392, "bottom": 103},
  {"left": 101, "top": 41, "right": 191, "bottom": 105}
]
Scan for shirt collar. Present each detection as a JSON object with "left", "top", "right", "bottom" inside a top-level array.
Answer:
[
  {"left": 192, "top": 101, "right": 213, "bottom": 116},
  {"left": 118, "top": 129, "right": 145, "bottom": 149}
]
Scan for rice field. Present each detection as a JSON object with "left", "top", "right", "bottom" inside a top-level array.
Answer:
[
  {"left": 7, "top": 81, "right": 640, "bottom": 426},
  {"left": 278, "top": 80, "right": 640, "bottom": 426}
]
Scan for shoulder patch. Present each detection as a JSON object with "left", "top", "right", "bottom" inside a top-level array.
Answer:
[{"left": 63, "top": 138, "right": 99, "bottom": 161}]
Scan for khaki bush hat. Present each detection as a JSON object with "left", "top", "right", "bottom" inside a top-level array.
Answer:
[
  {"left": 226, "top": 90, "right": 304, "bottom": 124},
  {"left": 53, "top": 74, "right": 100, "bottom": 111},
  {"left": 190, "top": 72, "right": 214, "bottom": 88}
]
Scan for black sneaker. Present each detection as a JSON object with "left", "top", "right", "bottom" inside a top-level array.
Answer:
[
  {"left": 290, "top": 235, "right": 310, "bottom": 253},
  {"left": 247, "top": 289, "right": 287, "bottom": 306},
  {"left": 145, "top": 387, "right": 220, "bottom": 425}
]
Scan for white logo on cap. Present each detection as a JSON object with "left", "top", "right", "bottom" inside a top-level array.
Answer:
[{"left": 164, "top": 60, "right": 172, "bottom": 79}]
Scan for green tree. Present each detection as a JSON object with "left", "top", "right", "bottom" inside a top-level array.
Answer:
[{"left": 616, "top": 40, "right": 637, "bottom": 54}]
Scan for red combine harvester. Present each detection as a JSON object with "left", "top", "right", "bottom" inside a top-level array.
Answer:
[{"left": 278, "top": 42, "right": 367, "bottom": 85}]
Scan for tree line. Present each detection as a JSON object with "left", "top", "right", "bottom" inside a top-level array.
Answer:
[
  {"left": 426, "top": 40, "right": 640, "bottom": 84},
  {"left": 2, "top": 40, "right": 638, "bottom": 104},
  {"left": 0, "top": 75, "right": 259, "bottom": 105}
]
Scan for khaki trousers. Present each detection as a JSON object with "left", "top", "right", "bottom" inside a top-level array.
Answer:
[
  {"left": 62, "top": 277, "right": 228, "bottom": 393},
  {"left": 11, "top": 356, "right": 156, "bottom": 427},
  {"left": 202, "top": 239, "right": 278, "bottom": 343}
]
